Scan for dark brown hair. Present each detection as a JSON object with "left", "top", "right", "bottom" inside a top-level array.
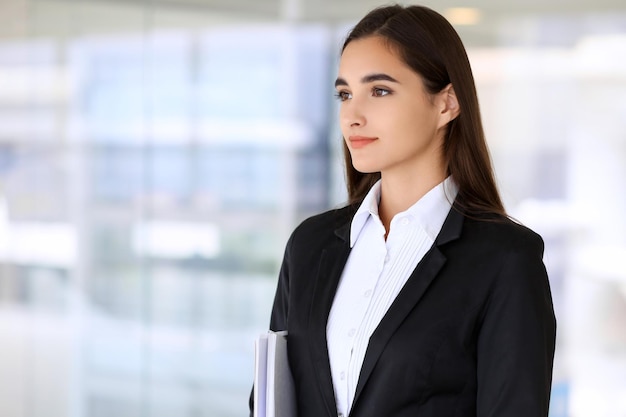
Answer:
[{"left": 341, "top": 4, "right": 505, "bottom": 216}]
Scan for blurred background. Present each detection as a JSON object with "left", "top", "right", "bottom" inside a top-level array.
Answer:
[{"left": 0, "top": 0, "right": 625, "bottom": 416}]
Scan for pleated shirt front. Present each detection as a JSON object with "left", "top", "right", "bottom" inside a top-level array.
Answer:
[{"left": 326, "top": 177, "right": 458, "bottom": 417}]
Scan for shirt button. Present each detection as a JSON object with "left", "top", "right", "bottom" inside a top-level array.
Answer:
[
  {"left": 364, "top": 289, "right": 372, "bottom": 297},
  {"left": 340, "top": 371, "right": 345, "bottom": 380},
  {"left": 401, "top": 217, "right": 410, "bottom": 226},
  {"left": 348, "top": 328, "right": 356, "bottom": 337},
  {"left": 384, "top": 254, "right": 390, "bottom": 263}
]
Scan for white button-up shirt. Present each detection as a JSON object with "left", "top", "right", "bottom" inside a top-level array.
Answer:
[{"left": 326, "top": 177, "right": 458, "bottom": 417}]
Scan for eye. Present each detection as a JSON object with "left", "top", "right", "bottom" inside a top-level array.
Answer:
[
  {"left": 372, "top": 87, "right": 391, "bottom": 97},
  {"left": 334, "top": 90, "right": 352, "bottom": 101}
]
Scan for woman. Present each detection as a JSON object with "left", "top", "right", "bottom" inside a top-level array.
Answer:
[{"left": 257, "top": 4, "right": 556, "bottom": 417}]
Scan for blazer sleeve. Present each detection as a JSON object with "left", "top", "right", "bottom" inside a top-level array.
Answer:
[
  {"left": 476, "top": 232, "right": 557, "bottom": 417},
  {"left": 249, "top": 233, "right": 293, "bottom": 416},
  {"left": 269, "top": 233, "right": 292, "bottom": 332}
]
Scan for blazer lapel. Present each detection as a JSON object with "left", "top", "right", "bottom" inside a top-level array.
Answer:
[
  {"left": 351, "top": 207, "right": 465, "bottom": 407},
  {"left": 308, "top": 220, "right": 352, "bottom": 417}
]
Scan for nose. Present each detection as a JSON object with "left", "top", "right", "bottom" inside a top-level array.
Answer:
[{"left": 340, "top": 101, "right": 366, "bottom": 129}]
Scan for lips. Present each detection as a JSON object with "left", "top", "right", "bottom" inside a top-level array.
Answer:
[{"left": 348, "top": 136, "right": 378, "bottom": 149}]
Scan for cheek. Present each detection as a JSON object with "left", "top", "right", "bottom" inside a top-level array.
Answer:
[
  {"left": 338, "top": 126, "right": 347, "bottom": 143},
  {"left": 406, "top": 106, "right": 440, "bottom": 137},
  {"left": 385, "top": 109, "right": 427, "bottom": 141},
  {"left": 338, "top": 106, "right": 352, "bottom": 137},
  {"left": 382, "top": 98, "right": 431, "bottom": 127}
]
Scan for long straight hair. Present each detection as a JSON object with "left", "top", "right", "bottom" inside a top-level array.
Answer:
[{"left": 341, "top": 5, "right": 505, "bottom": 216}]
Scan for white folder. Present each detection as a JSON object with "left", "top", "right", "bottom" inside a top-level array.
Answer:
[{"left": 254, "top": 331, "right": 296, "bottom": 417}]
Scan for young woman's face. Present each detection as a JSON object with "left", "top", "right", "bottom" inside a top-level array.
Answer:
[{"left": 336, "top": 36, "right": 448, "bottom": 177}]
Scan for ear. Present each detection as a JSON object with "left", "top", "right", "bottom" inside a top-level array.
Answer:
[{"left": 436, "top": 83, "right": 460, "bottom": 129}]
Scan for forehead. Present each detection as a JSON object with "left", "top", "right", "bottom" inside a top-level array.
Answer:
[{"left": 338, "top": 36, "right": 413, "bottom": 80}]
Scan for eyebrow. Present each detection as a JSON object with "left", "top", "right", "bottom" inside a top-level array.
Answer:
[{"left": 334, "top": 73, "right": 400, "bottom": 88}]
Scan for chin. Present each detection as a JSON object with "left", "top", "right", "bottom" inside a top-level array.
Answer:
[{"left": 351, "top": 160, "right": 381, "bottom": 174}]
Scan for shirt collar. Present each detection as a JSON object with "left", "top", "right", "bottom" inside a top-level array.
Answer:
[
  {"left": 350, "top": 180, "right": 383, "bottom": 247},
  {"left": 349, "top": 177, "right": 459, "bottom": 248}
]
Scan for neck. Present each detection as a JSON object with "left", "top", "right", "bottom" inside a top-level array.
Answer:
[{"left": 378, "top": 165, "right": 447, "bottom": 235}]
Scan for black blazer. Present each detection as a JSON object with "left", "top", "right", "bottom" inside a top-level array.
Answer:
[{"left": 260, "top": 203, "right": 556, "bottom": 417}]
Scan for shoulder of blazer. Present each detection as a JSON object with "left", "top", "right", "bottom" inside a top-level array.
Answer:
[
  {"left": 289, "top": 203, "right": 358, "bottom": 246},
  {"left": 458, "top": 212, "right": 545, "bottom": 257}
]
